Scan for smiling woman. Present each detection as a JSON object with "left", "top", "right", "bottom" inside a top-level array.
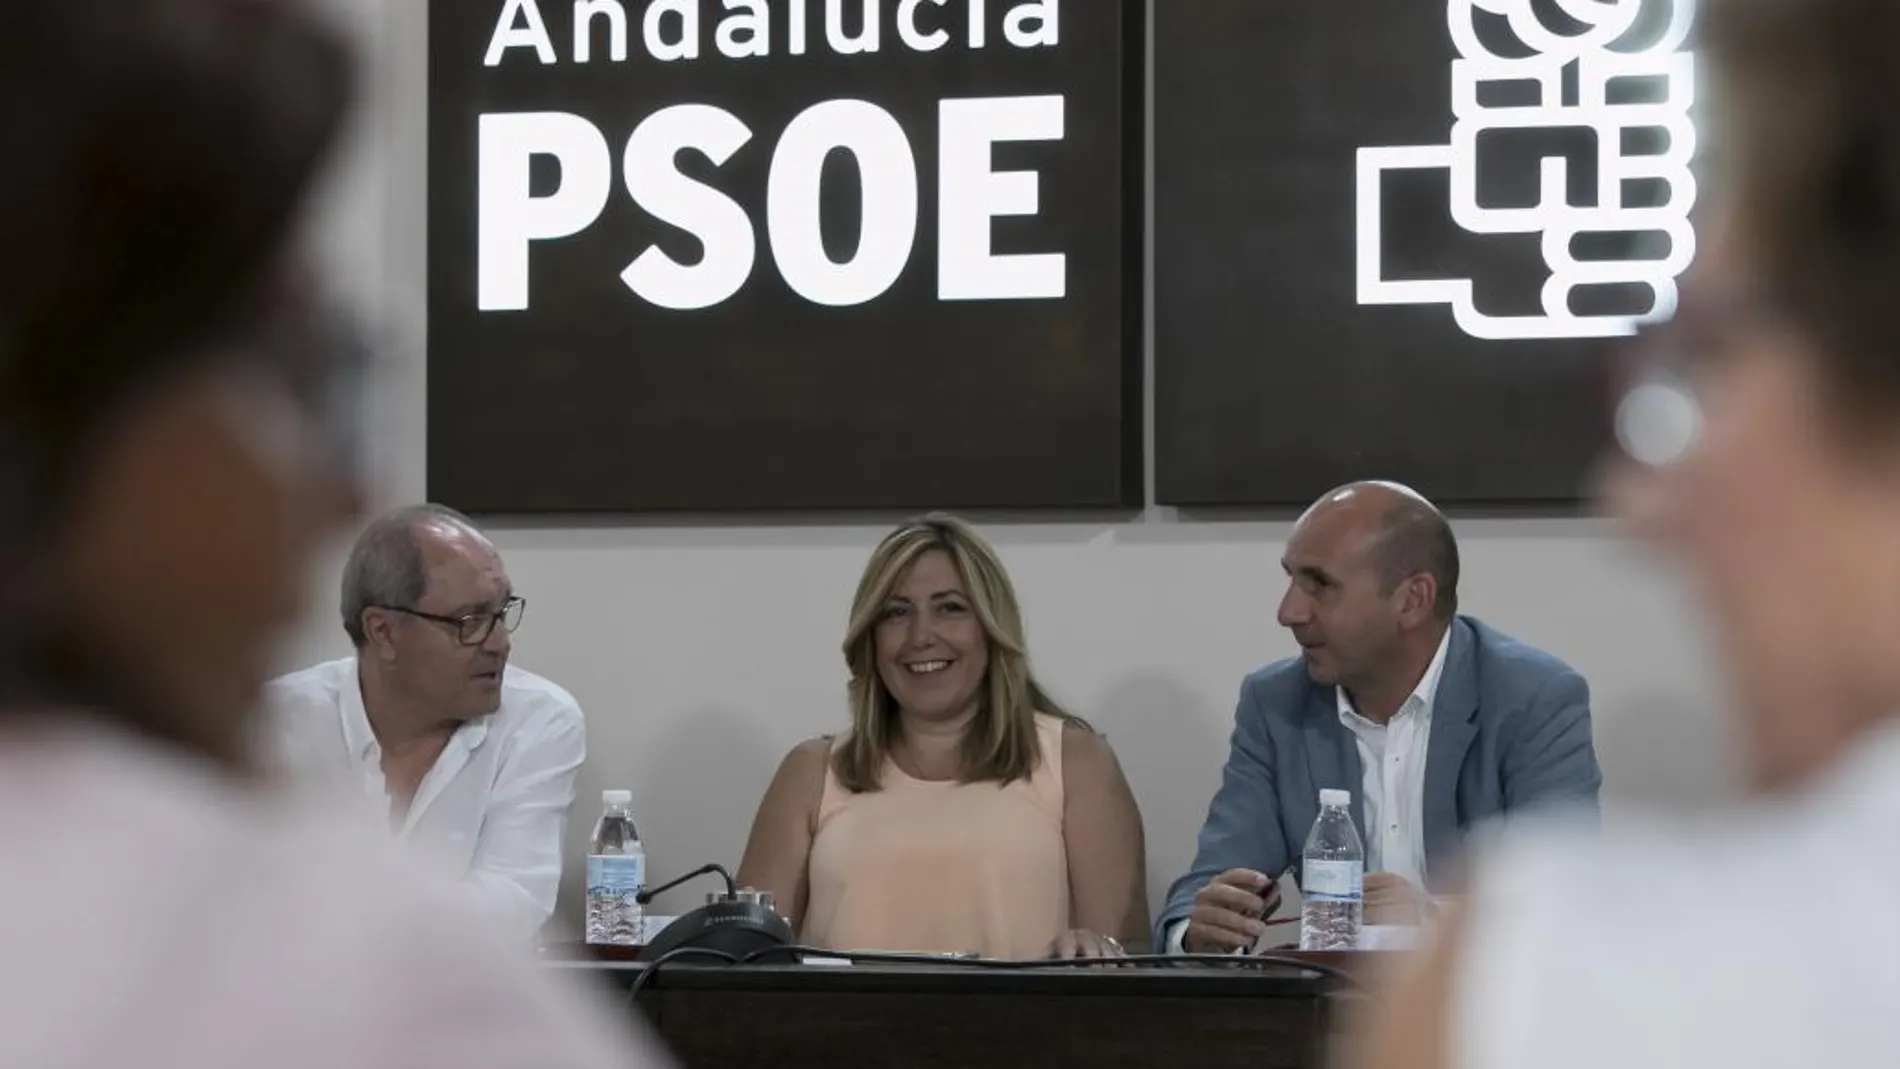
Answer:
[{"left": 736, "top": 513, "right": 1150, "bottom": 960}]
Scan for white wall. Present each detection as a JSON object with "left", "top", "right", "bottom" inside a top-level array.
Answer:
[{"left": 289, "top": 0, "right": 1742, "bottom": 929}]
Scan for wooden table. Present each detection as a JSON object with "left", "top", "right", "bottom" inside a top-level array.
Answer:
[{"left": 545, "top": 953, "right": 1362, "bottom": 1069}]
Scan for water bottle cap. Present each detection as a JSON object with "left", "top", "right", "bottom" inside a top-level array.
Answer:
[
  {"left": 1319, "top": 788, "right": 1351, "bottom": 808},
  {"left": 601, "top": 789, "right": 632, "bottom": 806}
]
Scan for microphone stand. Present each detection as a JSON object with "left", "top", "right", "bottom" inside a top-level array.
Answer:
[{"left": 636, "top": 863, "right": 736, "bottom": 906}]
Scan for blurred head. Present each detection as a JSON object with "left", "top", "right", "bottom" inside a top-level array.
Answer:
[
  {"left": 1277, "top": 482, "right": 1459, "bottom": 691},
  {"left": 834, "top": 513, "right": 1079, "bottom": 791},
  {"left": 344, "top": 506, "right": 521, "bottom": 723},
  {"left": 1604, "top": 0, "right": 1900, "bottom": 790},
  {"left": 0, "top": 0, "right": 359, "bottom": 767}
]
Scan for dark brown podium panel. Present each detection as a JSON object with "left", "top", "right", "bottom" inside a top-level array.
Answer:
[{"left": 550, "top": 959, "right": 1345, "bottom": 1069}]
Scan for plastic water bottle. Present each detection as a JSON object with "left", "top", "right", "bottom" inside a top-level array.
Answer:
[
  {"left": 584, "top": 789, "right": 645, "bottom": 946},
  {"left": 1299, "top": 788, "right": 1364, "bottom": 951}
]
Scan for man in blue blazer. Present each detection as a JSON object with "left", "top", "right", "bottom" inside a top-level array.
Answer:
[{"left": 1157, "top": 482, "right": 1601, "bottom": 954}]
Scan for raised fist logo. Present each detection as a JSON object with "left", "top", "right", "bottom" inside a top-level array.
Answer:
[{"left": 1356, "top": 0, "right": 1698, "bottom": 340}]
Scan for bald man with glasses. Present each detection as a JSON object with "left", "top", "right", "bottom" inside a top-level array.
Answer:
[{"left": 268, "top": 504, "right": 587, "bottom": 938}]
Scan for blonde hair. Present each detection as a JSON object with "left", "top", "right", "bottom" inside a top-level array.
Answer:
[{"left": 833, "top": 513, "right": 1085, "bottom": 792}]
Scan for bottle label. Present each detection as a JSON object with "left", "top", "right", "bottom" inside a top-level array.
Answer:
[
  {"left": 1303, "top": 859, "right": 1363, "bottom": 902},
  {"left": 587, "top": 854, "right": 645, "bottom": 899}
]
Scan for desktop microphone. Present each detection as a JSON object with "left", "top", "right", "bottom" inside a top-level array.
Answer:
[
  {"left": 635, "top": 863, "right": 793, "bottom": 964},
  {"left": 635, "top": 862, "right": 735, "bottom": 906}
]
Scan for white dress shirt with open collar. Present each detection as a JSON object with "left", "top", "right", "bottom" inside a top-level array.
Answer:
[{"left": 266, "top": 657, "right": 585, "bottom": 937}]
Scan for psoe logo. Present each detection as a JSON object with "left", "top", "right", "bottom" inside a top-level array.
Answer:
[{"left": 1356, "top": 0, "right": 1697, "bottom": 341}]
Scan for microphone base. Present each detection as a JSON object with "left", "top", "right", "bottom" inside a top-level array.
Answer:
[{"left": 637, "top": 900, "right": 793, "bottom": 964}]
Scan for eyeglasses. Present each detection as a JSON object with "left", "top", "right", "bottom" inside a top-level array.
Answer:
[
  {"left": 379, "top": 596, "right": 526, "bottom": 646},
  {"left": 220, "top": 267, "right": 381, "bottom": 489},
  {"left": 1605, "top": 286, "right": 1787, "bottom": 468},
  {"left": 261, "top": 294, "right": 376, "bottom": 485},
  {"left": 1610, "top": 328, "right": 1704, "bottom": 469}
]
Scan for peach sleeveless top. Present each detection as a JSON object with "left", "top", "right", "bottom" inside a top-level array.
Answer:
[{"left": 802, "top": 713, "right": 1070, "bottom": 960}]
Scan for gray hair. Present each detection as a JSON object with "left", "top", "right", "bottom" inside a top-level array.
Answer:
[{"left": 339, "top": 504, "right": 480, "bottom": 647}]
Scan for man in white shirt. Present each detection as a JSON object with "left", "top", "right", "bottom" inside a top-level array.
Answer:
[
  {"left": 1155, "top": 482, "right": 1600, "bottom": 953},
  {"left": 267, "top": 505, "right": 586, "bottom": 938}
]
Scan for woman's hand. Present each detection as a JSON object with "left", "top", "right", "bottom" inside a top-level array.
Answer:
[{"left": 1046, "top": 929, "right": 1128, "bottom": 960}]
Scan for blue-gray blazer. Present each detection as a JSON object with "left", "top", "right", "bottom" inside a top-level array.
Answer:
[{"left": 1154, "top": 615, "right": 1601, "bottom": 947}]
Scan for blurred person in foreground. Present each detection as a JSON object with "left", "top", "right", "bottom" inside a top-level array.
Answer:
[
  {"left": 1349, "top": 1, "right": 1900, "bottom": 1066},
  {"left": 1159, "top": 482, "right": 1599, "bottom": 954},
  {"left": 269, "top": 504, "right": 586, "bottom": 938},
  {"left": 737, "top": 514, "right": 1149, "bottom": 959},
  {"left": 0, "top": 2, "right": 664, "bottom": 1066}
]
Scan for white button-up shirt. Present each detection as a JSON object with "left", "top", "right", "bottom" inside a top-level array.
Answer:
[
  {"left": 1454, "top": 721, "right": 1900, "bottom": 1069},
  {"left": 265, "top": 657, "right": 586, "bottom": 937},
  {"left": 1334, "top": 626, "right": 1451, "bottom": 889}
]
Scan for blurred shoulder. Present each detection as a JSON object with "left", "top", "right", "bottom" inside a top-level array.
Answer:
[
  {"left": 1448, "top": 798, "right": 1900, "bottom": 1069},
  {"left": 0, "top": 722, "right": 661, "bottom": 1066},
  {"left": 263, "top": 792, "right": 666, "bottom": 1066},
  {"left": 250, "top": 761, "right": 674, "bottom": 1064}
]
